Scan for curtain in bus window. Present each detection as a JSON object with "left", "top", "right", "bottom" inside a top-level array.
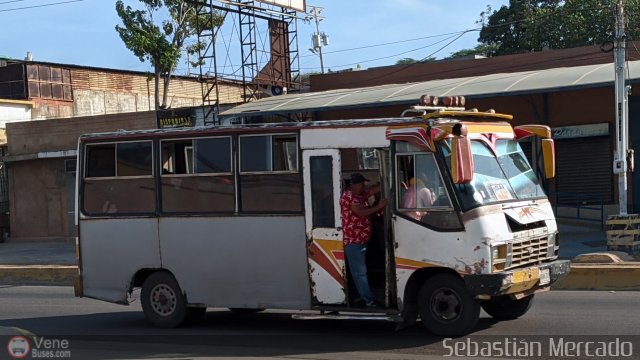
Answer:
[
  {"left": 162, "top": 140, "right": 191, "bottom": 174},
  {"left": 273, "top": 135, "right": 298, "bottom": 171}
]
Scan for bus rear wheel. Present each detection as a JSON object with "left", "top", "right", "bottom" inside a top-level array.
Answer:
[
  {"left": 481, "top": 295, "right": 534, "bottom": 320},
  {"left": 141, "top": 272, "right": 188, "bottom": 328},
  {"left": 418, "top": 273, "right": 480, "bottom": 336}
]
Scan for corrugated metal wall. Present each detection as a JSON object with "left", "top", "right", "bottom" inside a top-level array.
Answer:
[{"left": 555, "top": 137, "right": 613, "bottom": 203}]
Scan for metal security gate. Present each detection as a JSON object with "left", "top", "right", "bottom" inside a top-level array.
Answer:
[{"left": 555, "top": 136, "right": 613, "bottom": 204}]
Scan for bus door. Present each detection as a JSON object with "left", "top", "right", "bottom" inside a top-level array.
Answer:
[
  {"left": 303, "top": 149, "right": 347, "bottom": 305},
  {"left": 377, "top": 149, "right": 397, "bottom": 307}
]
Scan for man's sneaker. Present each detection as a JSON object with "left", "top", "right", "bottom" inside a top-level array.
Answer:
[{"left": 365, "top": 301, "right": 381, "bottom": 308}]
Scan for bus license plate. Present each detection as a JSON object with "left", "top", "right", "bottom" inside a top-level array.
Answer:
[{"left": 539, "top": 268, "right": 550, "bottom": 285}]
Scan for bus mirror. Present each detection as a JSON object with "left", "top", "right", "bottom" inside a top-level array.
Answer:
[
  {"left": 541, "top": 138, "right": 556, "bottom": 179},
  {"left": 451, "top": 136, "right": 474, "bottom": 184}
]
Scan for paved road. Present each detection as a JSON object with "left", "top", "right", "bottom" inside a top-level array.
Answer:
[{"left": 0, "top": 286, "right": 638, "bottom": 359}]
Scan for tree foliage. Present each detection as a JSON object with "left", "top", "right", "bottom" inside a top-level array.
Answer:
[
  {"left": 115, "top": 0, "right": 224, "bottom": 109},
  {"left": 446, "top": 44, "right": 499, "bottom": 59},
  {"left": 395, "top": 57, "right": 436, "bottom": 65},
  {"left": 477, "top": 0, "right": 640, "bottom": 56}
]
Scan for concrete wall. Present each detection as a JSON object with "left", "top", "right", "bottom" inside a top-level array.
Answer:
[
  {"left": 24, "top": 65, "right": 244, "bottom": 120},
  {"left": 8, "top": 158, "right": 70, "bottom": 239},
  {"left": 0, "top": 100, "right": 32, "bottom": 128},
  {"left": 6, "top": 112, "right": 157, "bottom": 240}
]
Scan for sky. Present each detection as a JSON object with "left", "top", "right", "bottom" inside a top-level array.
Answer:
[{"left": 0, "top": 0, "right": 509, "bottom": 75}]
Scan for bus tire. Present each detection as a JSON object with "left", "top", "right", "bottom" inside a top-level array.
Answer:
[
  {"left": 481, "top": 295, "right": 534, "bottom": 320},
  {"left": 417, "top": 273, "right": 480, "bottom": 336},
  {"left": 141, "top": 271, "right": 188, "bottom": 328},
  {"left": 229, "top": 308, "right": 265, "bottom": 315}
]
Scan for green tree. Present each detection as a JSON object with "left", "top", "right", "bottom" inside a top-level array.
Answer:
[
  {"left": 477, "top": 0, "right": 640, "bottom": 56},
  {"left": 395, "top": 57, "right": 436, "bottom": 65},
  {"left": 115, "top": 0, "right": 224, "bottom": 109},
  {"left": 446, "top": 44, "right": 499, "bottom": 59},
  {"left": 396, "top": 58, "right": 418, "bottom": 65}
]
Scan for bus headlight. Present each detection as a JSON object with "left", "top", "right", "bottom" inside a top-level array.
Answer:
[
  {"left": 547, "top": 233, "right": 558, "bottom": 258},
  {"left": 492, "top": 244, "right": 508, "bottom": 272}
]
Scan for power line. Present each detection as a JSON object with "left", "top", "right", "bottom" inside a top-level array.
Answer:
[
  {"left": 300, "top": 31, "right": 471, "bottom": 58},
  {"left": 0, "top": 0, "right": 84, "bottom": 12},
  {"left": 300, "top": 32, "right": 467, "bottom": 71},
  {"left": 0, "top": 0, "right": 30, "bottom": 5}
]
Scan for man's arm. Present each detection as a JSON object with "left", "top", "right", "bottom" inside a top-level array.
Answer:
[{"left": 351, "top": 198, "right": 389, "bottom": 217}]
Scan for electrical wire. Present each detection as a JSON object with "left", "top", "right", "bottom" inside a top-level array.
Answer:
[
  {"left": 299, "top": 32, "right": 466, "bottom": 71},
  {"left": 0, "top": 0, "right": 30, "bottom": 5},
  {"left": 299, "top": 31, "right": 470, "bottom": 58},
  {"left": 0, "top": 0, "right": 84, "bottom": 12}
]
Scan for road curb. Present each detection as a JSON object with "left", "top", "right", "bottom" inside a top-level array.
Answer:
[
  {"left": 552, "top": 263, "right": 640, "bottom": 291},
  {"left": 1, "top": 263, "right": 639, "bottom": 290},
  {"left": 0, "top": 265, "right": 77, "bottom": 286}
]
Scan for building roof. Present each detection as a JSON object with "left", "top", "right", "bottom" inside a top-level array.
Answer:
[
  {"left": 5, "top": 59, "right": 243, "bottom": 85},
  {"left": 221, "top": 60, "right": 640, "bottom": 117}
]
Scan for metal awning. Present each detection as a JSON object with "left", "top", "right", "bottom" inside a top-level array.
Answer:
[{"left": 221, "top": 60, "right": 640, "bottom": 117}]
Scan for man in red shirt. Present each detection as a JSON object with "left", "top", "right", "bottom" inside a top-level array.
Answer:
[{"left": 340, "top": 173, "right": 388, "bottom": 307}]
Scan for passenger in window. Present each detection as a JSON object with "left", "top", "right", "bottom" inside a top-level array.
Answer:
[
  {"left": 340, "top": 173, "right": 388, "bottom": 308},
  {"left": 402, "top": 177, "right": 435, "bottom": 220}
]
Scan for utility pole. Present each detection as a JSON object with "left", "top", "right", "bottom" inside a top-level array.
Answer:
[
  {"left": 307, "top": 6, "right": 329, "bottom": 74},
  {"left": 613, "top": 0, "right": 631, "bottom": 215}
]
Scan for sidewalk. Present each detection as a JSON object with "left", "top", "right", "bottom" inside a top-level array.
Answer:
[
  {"left": 0, "top": 240, "right": 76, "bottom": 285},
  {"left": 0, "top": 240, "right": 75, "bottom": 265},
  {"left": 0, "top": 221, "right": 633, "bottom": 289},
  {"left": 556, "top": 220, "right": 607, "bottom": 259}
]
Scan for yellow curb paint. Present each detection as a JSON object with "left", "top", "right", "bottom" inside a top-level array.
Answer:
[
  {"left": 553, "top": 263, "right": 640, "bottom": 291},
  {"left": 0, "top": 265, "right": 78, "bottom": 285}
]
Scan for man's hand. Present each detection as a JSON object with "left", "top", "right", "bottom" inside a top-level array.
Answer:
[
  {"left": 367, "top": 182, "right": 382, "bottom": 195},
  {"left": 377, "top": 198, "right": 389, "bottom": 209}
]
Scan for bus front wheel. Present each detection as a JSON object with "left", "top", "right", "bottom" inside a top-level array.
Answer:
[
  {"left": 418, "top": 273, "right": 480, "bottom": 336},
  {"left": 141, "top": 271, "right": 188, "bottom": 328},
  {"left": 481, "top": 295, "right": 534, "bottom": 320}
]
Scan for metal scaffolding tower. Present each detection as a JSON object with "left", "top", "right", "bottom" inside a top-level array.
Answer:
[
  {"left": 195, "top": 0, "right": 225, "bottom": 125},
  {"left": 189, "top": 0, "right": 304, "bottom": 123},
  {"left": 238, "top": 1, "right": 260, "bottom": 102}
]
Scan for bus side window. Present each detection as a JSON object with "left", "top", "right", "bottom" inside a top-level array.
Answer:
[
  {"left": 161, "top": 140, "right": 192, "bottom": 174},
  {"left": 160, "top": 137, "right": 235, "bottom": 214},
  {"left": 239, "top": 134, "right": 302, "bottom": 213},
  {"left": 83, "top": 141, "right": 155, "bottom": 215},
  {"left": 395, "top": 152, "right": 462, "bottom": 230}
]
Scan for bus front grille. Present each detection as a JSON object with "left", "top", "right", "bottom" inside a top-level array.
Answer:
[{"left": 508, "top": 236, "right": 550, "bottom": 269}]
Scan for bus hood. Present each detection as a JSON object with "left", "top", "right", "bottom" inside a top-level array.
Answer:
[{"left": 503, "top": 204, "right": 554, "bottom": 225}]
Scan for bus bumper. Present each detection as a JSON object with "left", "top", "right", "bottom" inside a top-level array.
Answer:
[{"left": 463, "top": 260, "right": 571, "bottom": 297}]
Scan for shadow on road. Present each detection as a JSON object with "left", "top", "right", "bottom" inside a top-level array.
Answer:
[{"left": 0, "top": 310, "right": 500, "bottom": 358}]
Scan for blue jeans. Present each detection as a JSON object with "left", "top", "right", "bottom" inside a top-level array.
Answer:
[{"left": 344, "top": 243, "right": 376, "bottom": 305}]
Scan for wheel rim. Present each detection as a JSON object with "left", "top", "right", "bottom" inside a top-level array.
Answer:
[
  {"left": 430, "top": 287, "right": 462, "bottom": 322},
  {"left": 150, "top": 284, "right": 177, "bottom": 317}
]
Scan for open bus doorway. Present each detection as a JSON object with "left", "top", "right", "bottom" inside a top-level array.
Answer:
[{"left": 340, "top": 148, "right": 396, "bottom": 309}]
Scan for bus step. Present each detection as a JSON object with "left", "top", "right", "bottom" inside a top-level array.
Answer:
[{"left": 291, "top": 313, "right": 403, "bottom": 323}]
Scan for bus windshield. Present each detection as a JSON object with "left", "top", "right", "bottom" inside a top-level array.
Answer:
[{"left": 440, "top": 138, "right": 546, "bottom": 211}]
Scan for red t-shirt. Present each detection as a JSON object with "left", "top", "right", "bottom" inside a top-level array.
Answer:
[{"left": 340, "top": 190, "right": 372, "bottom": 245}]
